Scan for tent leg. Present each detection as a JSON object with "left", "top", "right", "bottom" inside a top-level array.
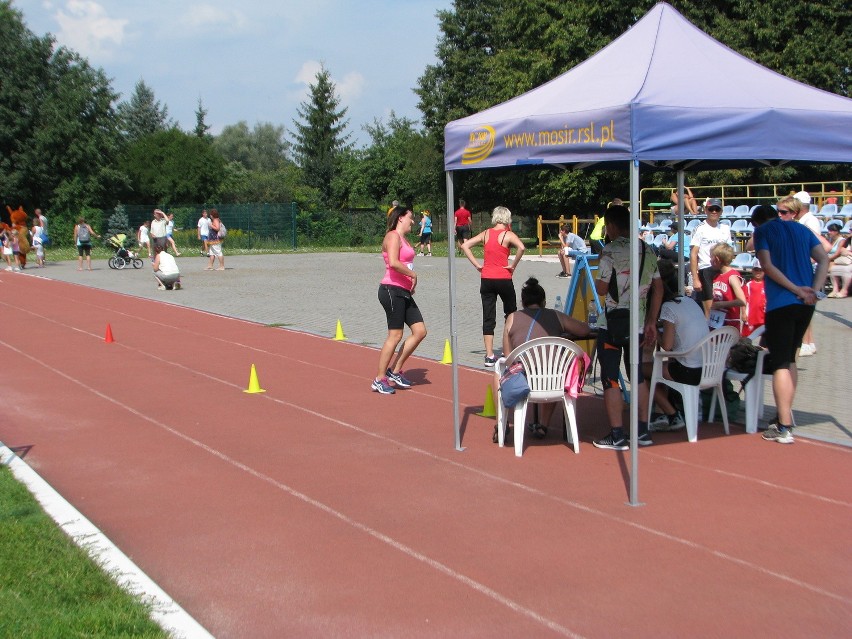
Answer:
[
  {"left": 446, "top": 171, "right": 464, "bottom": 451},
  {"left": 628, "top": 160, "right": 643, "bottom": 507}
]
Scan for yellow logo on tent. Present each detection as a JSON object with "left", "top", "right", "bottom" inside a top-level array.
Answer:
[{"left": 462, "top": 125, "right": 495, "bottom": 165}]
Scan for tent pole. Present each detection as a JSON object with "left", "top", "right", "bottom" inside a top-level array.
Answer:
[
  {"left": 677, "top": 171, "right": 685, "bottom": 295},
  {"left": 446, "top": 171, "right": 463, "bottom": 451},
  {"left": 629, "top": 160, "right": 642, "bottom": 506}
]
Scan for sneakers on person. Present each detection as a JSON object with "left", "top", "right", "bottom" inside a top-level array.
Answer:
[
  {"left": 417, "top": 252, "right": 424, "bottom": 256},
  {"left": 173, "top": 281, "right": 182, "bottom": 290},
  {"left": 484, "top": 356, "right": 497, "bottom": 367},
  {"left": 649, "top": 412, "right": 669, "bottom": 431},
  {"left": 637, "top": 431, "right": 654, "bottom": 447},
  {"left": 386, "top": 369, "right": 413, "bottom": 388},
  {"left": 593, "top": 432, "right": 629, "bottom": 450},
  {"left": 666, "top": 412, "right": 686, "bottom": 431},
  {"left": 798, "top": 343, "right": 815, "bottom": 357},
  {"left": 762, "top": 424, "right": 794, "bottom": 443},
  {"left": 426, "top": 252, "right": 432, "bottom": 256},
  {"left": 157, "top": 283, "right": 166, "bottom": 290},
  {"left": 557, "top": 271, "right": 570, "bottom": 278},
  {"left": 371, "top": 377, "right": 396, "bottom": 394}
]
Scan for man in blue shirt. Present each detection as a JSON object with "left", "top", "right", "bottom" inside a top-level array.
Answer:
[{"left": 751, "top": 204, "right": 828, "bottom": 444}]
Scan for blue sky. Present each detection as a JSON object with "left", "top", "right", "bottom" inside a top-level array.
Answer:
[{"left": 13, "top": 0, "right": 452, "bottom": 146}]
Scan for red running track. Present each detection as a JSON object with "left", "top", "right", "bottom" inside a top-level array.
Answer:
[{"left": 1, "top": 272, "right": 850, "bottom": 638}]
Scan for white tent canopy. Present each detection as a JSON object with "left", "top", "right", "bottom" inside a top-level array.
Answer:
[{"left": 443, "top": 2, "right": 852, "bottom": 504}]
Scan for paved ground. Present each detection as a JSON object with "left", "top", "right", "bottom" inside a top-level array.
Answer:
[{"left": 29, "top": 250, "right": 850, "bottom": 446}]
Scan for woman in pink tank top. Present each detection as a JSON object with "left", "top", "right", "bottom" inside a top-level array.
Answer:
[
  {"left": 372, "top": 206, "right": 428, "bottom": 395},
  {"left": 460, "top": 206, "right": 526, "bottom": 367}
]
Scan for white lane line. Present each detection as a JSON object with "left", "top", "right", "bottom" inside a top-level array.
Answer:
[
  {"left": 2, "top": 310, "right": 851, "bottom": 608},
  {"left": 0, "top": 443, "right": 214, "bottom": 639},
  {"left": 0, "top": 339, "right": 584, "bottom": 639}
]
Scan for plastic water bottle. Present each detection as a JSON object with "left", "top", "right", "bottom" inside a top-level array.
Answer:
[
  {"left": 588, "top": 307, "right": 598, "bottom": 328},
  {"left": 554, "top": 295, "right": 563, "bottom": 313}
]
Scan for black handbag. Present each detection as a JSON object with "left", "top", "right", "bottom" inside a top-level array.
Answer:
[{"left": 604, "top": 242, "right": 646, "bottom": 347}]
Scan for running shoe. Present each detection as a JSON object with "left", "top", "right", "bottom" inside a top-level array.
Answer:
[
  {"left": 762, "top": 425, "right": 794, "bottom": 444},
  {"left": 386, "top": 369, "right": 413, "bottom": 388},
  {"left": 371, "top": 377, "right": 395, "bottom": 394},
  {"left": 637, "top": 432, "right": 654, "bottom": 447},
  {"left": 484, "top": 356, "right": 497, "bottom": 367},
  {"left": 173, "top": 281, "right": 182, "bottom": 290},
  {"left": 593, "top": 432, "right": 629, "bottom": 450},
  {"left": 649, "top": 412, "right": 669, "bottom": 430}
]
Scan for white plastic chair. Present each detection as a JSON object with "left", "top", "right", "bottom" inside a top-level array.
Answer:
[
  {"left": 819, "top": 203, "right": 838, "bottom": 217},
  {"left": 731, "top": 252, "right": 754, "bottom": 270},
  {"left": 496, "top": 337, "right": 586, "bottom": 456},
  {"left": 724, "top": 330, "right": 768, "bottom": 434},
  {"left": 733, "top": 204, "right": 749, "bottom": 217},
  {"left": 647, "top": 327, "right": 740, "bottom": 442},
  {"left": 722, "top": 205, "right": 735, "bottom": 216}
]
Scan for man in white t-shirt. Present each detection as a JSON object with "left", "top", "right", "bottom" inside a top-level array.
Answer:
[
  {"left": 689, "top": 198, "right": 732, "bottom": 316},
  {"left": 150, "top": 209, "right": 168, "bottom": 253},
  {"left": 197, "top": 210, "right": 211, "bottom": 256}
]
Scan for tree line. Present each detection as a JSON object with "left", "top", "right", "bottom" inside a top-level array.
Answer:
[{"left": 2, "top": 0, "right": 848, "bottom": 237}]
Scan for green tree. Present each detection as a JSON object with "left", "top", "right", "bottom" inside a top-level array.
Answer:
[
  {"left": 0, "top": 1, "right": 124, "bottom": 216},
  {"left": 214, "top": 121, "right": 289, "bottom": 171},
  {"left": 117, "top": 79, "right": 171, "bottom": 143},
  {"left": 106, "top": 204, "right": 132, "bottom": 238},
  {"left": 291, "top": 65, "right": 352, "bottom": 208},
  {"left": 193, "top": 98, "right": 212, "bottom": 140},
  {"left": 119, "top": 129, "right": 225, "bottom": 204}
]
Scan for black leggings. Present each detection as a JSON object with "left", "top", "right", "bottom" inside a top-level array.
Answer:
[{"left": 480, "top": 278, "right": 517, "bottom": 335}]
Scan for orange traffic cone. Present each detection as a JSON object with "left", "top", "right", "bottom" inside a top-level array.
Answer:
[{"left": 104, "top": 324, "right": 115, "bottom": 343}]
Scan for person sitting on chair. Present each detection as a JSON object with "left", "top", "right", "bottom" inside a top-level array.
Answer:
[
  {"left": 557, "top": 224, "right": 589, "bottom": 277},
  {"left": 495, "top": 277, "right": 591, "bottom": 442}
]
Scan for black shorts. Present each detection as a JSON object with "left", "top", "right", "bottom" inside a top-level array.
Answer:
[
  {"left": 696, "top": 267, "right": 719, "bottom": 301},
  {"left": 420, "top": 233, "right": 432, "bottom": 243},
  {"left": 668, "top": 359, "right": 702, "bottom": 385},
  {"left": 764, "top": 304, "right": 814, "bottom": 372},
  {"left": 77, "top": 242, "right": 92, "bottom": 256},
  {"left": 378, "top": 284, "right": 424, "bottom": 331},
  {"left": 455, "top": 225, "right": 471, "bottom": 242},
  {"left": 596, "top": 330, "right": 644, "bottom": 389}
]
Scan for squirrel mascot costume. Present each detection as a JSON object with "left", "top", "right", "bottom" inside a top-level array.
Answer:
[{"left": 5, "top": 206, "right": 31, "bottom": 267}]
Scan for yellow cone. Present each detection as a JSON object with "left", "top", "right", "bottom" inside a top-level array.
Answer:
[
  {"left": 243, "top": 364, "right": 266, "bottom": 394},
  {"left": 441, "top": 339, "right": 453, "bottom": 365},
  {"left": 477, "top": 385, "right": 496, "bottom": 417},
  {"left": 334, "top": 319, "right": 347, "bottom": 341}
]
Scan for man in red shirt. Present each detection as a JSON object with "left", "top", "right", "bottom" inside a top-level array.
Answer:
[{"left": 454, "top": 199, "right": 472, "bottom": 253}]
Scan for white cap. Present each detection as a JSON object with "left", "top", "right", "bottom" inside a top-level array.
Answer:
[{"left": 793, "top": 191, "right": 811, "bottom": 205}]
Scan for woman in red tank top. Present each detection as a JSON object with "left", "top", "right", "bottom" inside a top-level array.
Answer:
[{"left": 460, "top": 206, "right": 526, "bottom": 367}]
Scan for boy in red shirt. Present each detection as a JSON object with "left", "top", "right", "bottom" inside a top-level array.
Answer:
[
  {"left": 742, "top": 262, "right": 766, "bottom": 336},
  {"left": 710, "top": 243, "right": 747, "bottom": 332}
]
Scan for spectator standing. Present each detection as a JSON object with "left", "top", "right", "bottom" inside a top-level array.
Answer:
[
  {"left": 197, "top": 210, "right": 211, "bottom": 256},
  {"left": 557, "top": 224, "right": 589, "bottom": 277},
  {"left": 1, "top": 228, "right": 13, "bottom": 270},
  {"left": 461, "top": 206, "right": 526, "bottom": 367},
  {"left": 750, "top": 204, "right": 828, "bottom": 444},
  {"left": 149, "top": 209, "right": 168, "bottom": 254},
  {"left": 137, "top": 221, "right": 151, "bottom": 258},
  {"left": 74, "top": 217, "right": 99, "bottom": 271},
  {"left": 454, "top": 199, "right": 472, "bottom": 253},
  {"left": 31, "top": 221, "right": 45, "bottom": 267},
  {"left": 789, "top": 193, "right": 830, "bottom": 355},
  {"left": 709, "top": 243, "right": 747, "bottom": 332},
  {"left": 205, "top": 209, "right": 225, "bottom": 271},
  {"left": 165, "top": 213, "right": 181, "bottom": 256},
  {"left": 742, "top": 262, "right": 767, "bottom": 336},
  {"left": 689, "top": 198, "right": 732, "bottom": 316},
  {"left": 34, "top": 208, "right": 49, "bottom": 245},
  {"left": 373, "top": 206, "right": 427, "bottom": 394},
  {"left": 592, "top": 205, "right": 663, "bottom": 450}
]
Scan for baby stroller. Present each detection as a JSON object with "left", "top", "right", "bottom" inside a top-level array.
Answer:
[{"left": 106, "top": 234, "right": 143, "bottom": 269}]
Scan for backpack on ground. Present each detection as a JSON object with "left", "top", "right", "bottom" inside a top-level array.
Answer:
[{"left": 77, "top": 224, "right": 91, "bottom": 242}]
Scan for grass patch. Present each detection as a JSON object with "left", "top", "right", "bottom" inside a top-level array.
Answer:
[{"left": 0, "top": 465, "right": 169, "bottom": 638}]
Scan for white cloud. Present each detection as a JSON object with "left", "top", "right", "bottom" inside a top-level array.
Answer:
[
  {"left": 53, "top": 1, "right": 127, "bottom": 60},
  {"left": 179, "top": 4, "right": 248, "bottom": 31},
  {"left": 337, "top": 71, "right": 365, "bottom": 103}
]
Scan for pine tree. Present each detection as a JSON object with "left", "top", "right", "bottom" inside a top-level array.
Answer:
[
  {"left": 117, "top": 79, "right": 171, "bottom": 142},
  {"left": 291, "top": 65, "right": 351, "bottom": 208},
  {"left": 194, "top": 97, "right": 212, "bottom": 139},
  {"left": 107, "top": 204, "right": 132, "bottom": 239}
]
